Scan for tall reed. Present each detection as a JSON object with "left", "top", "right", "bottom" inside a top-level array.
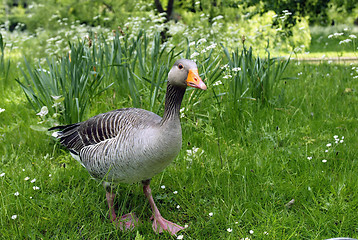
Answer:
[
  {"left": 222, "top": 44, "right": 291, "bottom": 107},
  {"left": 0, "top": 33, "right": 11, "bottom": 93},
  {"left": 17, "top": 39, "right": 111, "bottom": 124}
]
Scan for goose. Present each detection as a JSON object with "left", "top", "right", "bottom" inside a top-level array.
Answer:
[{"left": 49, "top": 59, "right": 207, "bottom": 235}]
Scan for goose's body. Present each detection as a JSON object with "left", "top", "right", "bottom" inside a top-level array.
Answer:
[
  {"left": 55, "top": 107, "right": 182, "bottom": 183},
  {"left": 50, "top": 59, "right": 206, "bottom": 235}
]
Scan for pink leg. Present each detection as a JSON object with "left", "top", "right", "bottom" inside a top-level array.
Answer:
[
  {"left": 106, "top": 191, "right": 138, "bottom": 230},
  {"left": 142, "top": 181, "right": 186, "bottom": 235}
]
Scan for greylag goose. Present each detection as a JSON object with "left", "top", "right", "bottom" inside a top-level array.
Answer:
[{"left": 49, "top": 59, "right": 207, "bottom": 235}]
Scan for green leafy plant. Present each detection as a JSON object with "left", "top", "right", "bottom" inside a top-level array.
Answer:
[
  {"left": 16, "top": 31, "right": 180, "bottom": 125},
  {"left": 17, "top": 39, "right": 112, "bottom": 124},
  {"left": 222, "top": 43, "right": 292, "bottom": 107},
  {"left": 95, "top": 30, "right": 178, "bottom": 113}
]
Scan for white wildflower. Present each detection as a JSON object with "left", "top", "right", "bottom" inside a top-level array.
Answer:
[
  {"left": 322, "top": 159, "right": 327, "bottom": 163},
  {"left": 326, "top": 143, "right": 332, "bottom": 147},
  {"left": 223, "top": 75, "right": 232, "bottom": 79},
  {"left": 24, "top": 177, "right": 30, "bottom": 181},
  {"left": 33, "top": 186, "right": 40, "bottom": 190},
  {"left": 173, "top": 191, "right": 178, "bottom": 194},
  {"left": 213, "top": 80, "right": 222, "bottom": 86},
  {"left": 14, "top": 192, "right": 19, "bottom": 196},
  {"left": 161, "top": 185, "right": 165, "bottom": 189},
  {"left": 232, "top": 67, "right": 241, "bottom": 72},
  {"left": 221, "top": 64, "right": 229, "bottom": 69},
  {"left": 186, "top": 147, "right": 200, "bottom": 156},
  {"left": 339, "top": 39, "right": 352, "bottom": 45},
  {"left": 307, "top": 157, "right": 312, "bottom": 160},
  {"left": 177, "top": 235, "right": 184, "bottom": 240},
  {"left": 249, "top": 230, "right": 254, "bottom": 234},
  {"left": 0, "top": 108, "right": 5, "bottom": 113},
  {"left": 349, "top": 34, "right": 357, "bottom": 39},
  {"left": 227, "top": 228, "right": 232, "bottom": 232},
  {"left": 189, "top": 41, "right": 195, "bottom": 47},
  {"left": 52, "top": 102, "right": 61, "bottom": 108},
  {"left": 294, "top": 47, "right": 302, "bottom": 52},
  {"left": 206, "top": 43, "right": 217, "bottom": 50},
  {"left": 180, "top": 107, "right": 185, "bottom": 118},
  {"left": 30, "top": 178, "right": 36, "bottom": 183},
  {"left": 212, "top": 15, "right": 224, "bottom": 21},
  {"left": 36, "top": 106, "right": 48, "bottom": 117},
  {"left": 209, "top": 212, "right": 213, "bottom": 216},
  {"left": 11, "top": 215, "right": 17, "bottom": 220},
  {"left": 0, "top": 173, "right": 5, "bottom": 177},
  {"left": 190, "top": 52, "right": 199, "bottom": 58},
  {"left": 197, "top": 38, "right": 207, "bottom": 44},
  {"left": 177, "top": 205, "right": 180, "bottom": 209}
]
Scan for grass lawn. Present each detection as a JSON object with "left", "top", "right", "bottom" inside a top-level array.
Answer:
[{"left": 1, "top": 51, "right": 358, "bottom": 239}]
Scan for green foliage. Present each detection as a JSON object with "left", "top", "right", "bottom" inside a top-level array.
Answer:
[
  {"left": 17, "top": 39, "right": 111, "bottom": 124},
  {"left": 16, "top": 31, "right": 179, "bottom": 125},
  {"left": 172, "top": 4, "right": 311, "bottom": 54},
  {"left": 16, "top": 27, "right": 294, "bottom": 126},
  {"left": 0, "top": 0, "right": 138, "bottom": 32},
  {"left": 0, "top": 0, "right": 312, "bottom": 56},
  {"left": 248, "top": 0, "right": 357, "bottom": 25},
  {"left": 221, "top": 43, "right": 291, "bottom": 107}
]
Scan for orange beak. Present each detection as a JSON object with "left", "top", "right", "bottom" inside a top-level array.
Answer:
[{"left": 186, "top": 69, "right": 207, "bottom": 90}]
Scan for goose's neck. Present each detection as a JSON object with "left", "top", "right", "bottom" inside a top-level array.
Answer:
[{"left": 161, "top": 83, "right": 186, "bottom": 124}]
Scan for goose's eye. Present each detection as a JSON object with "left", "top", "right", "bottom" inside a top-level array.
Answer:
[{"left": 178, "top": 64, "right": 184, "bottom": 70}]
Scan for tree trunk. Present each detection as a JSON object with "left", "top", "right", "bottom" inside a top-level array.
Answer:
[{"left": 154, "top": 0, "right": 175, "bottom": 42}]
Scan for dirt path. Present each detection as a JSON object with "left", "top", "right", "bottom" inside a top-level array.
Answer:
[{"left": 293, "top": 56, "right": 358, "bottom": 63}]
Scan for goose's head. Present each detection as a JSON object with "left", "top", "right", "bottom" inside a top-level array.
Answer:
[{"left": 168, "top": 59, "right": 207, "bottom": 90}]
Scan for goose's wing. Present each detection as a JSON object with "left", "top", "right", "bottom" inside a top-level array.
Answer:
[{"left": 49, "top": 108, "right": 162, "bottom": 155}]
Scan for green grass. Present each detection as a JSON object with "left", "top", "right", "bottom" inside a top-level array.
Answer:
[{"left": 1, "top": 48, "right": 358, "bottom": 239}]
